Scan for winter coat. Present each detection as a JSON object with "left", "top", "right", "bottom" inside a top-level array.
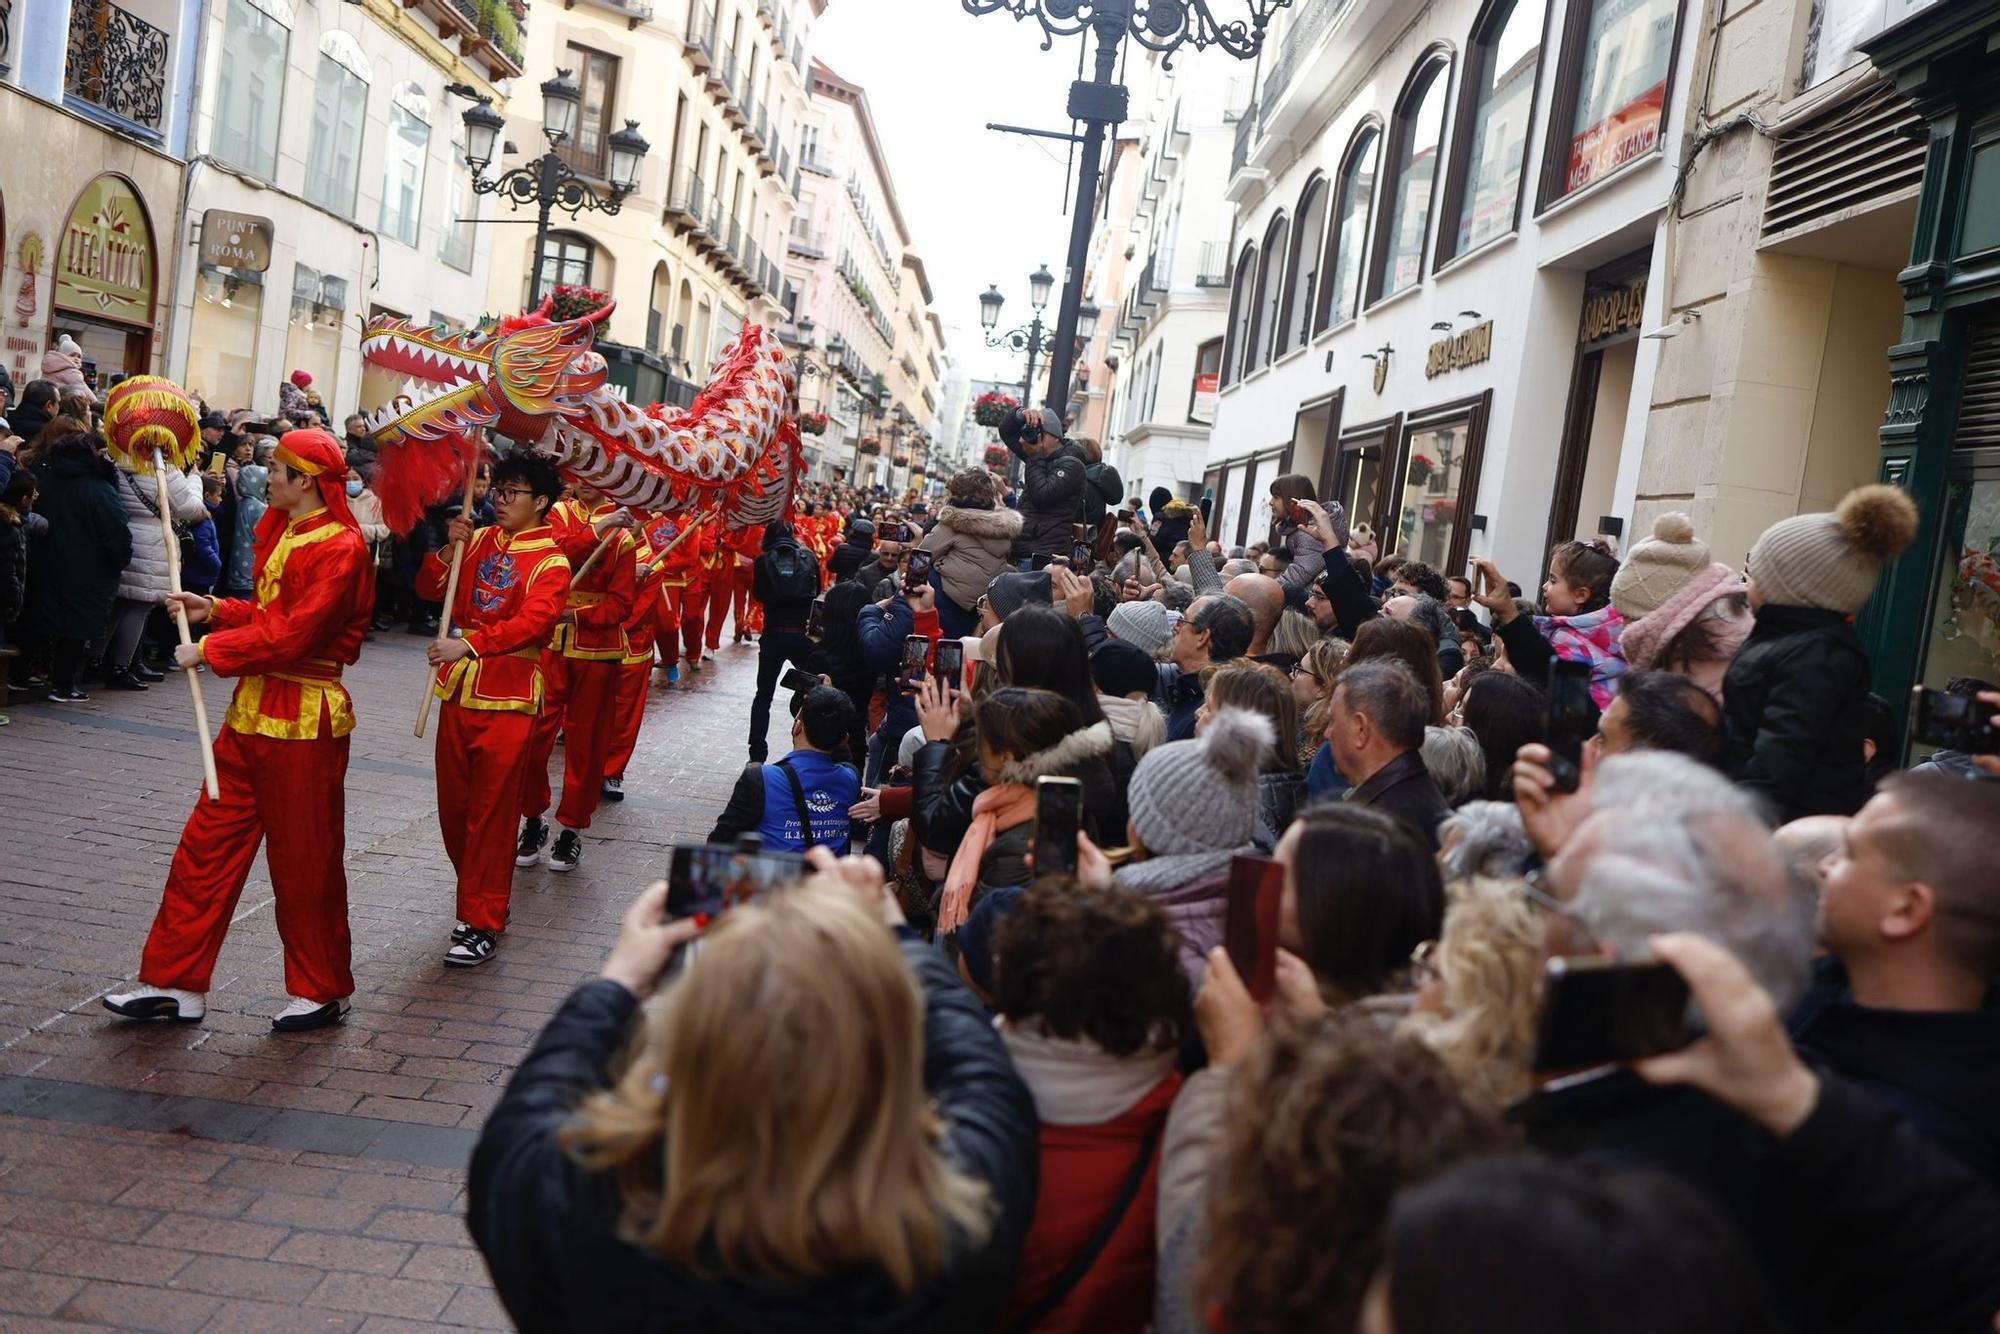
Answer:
[
  {"left": 39, "top": 347, "right": 86, "bottom": 390},
  {"left": 182, "top": 516, "right": 222, "bottom": 593},
  {"left": 468, "top": 957, "right": 1039, "bottom": 1332},
  {"left": 1150, "top": 502, "right": 1193, "bottom": 555},
  {"left": 344, "top": 433, "right": 380, "bottom": 482},
  {"left": 33, "top": 442, "right": 130, "bottom": 639},
  {"left": 1011, "top": 441, "right": 1088, "bottom": 562},
  {"left": 1079, "top": 461, "right": 1123, "bottom": 528},
  {"left": 1722, "top": 605, "right": 1874, "bottom": 821},
  {"left": 912, "top": 723, "right": 1119, "bottom": 891},
  {"left": 113, "top": 461, "right": 207, "bottom": 602},
  {"left": 1344, "top": 750, "right": 1451, "bottom": 851},
  {"left": 918, "top": 503, "right": 1023, "bottom": 611},
  {"left": 1269, "top": 517, "right": 1329, "bottom": 605},
  {"left": 0, "top": 502, "right": 26, "bottom": 623},
  {"left": 226, "top": 466, "right": 269, "bottom": 596}
]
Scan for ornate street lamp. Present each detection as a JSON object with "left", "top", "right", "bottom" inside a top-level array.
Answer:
[
  {"left": 963, "top": 0, "right": 1292, "bottom": 413},
  {"left": 462, "top": 72, "right": 653, "bottom": 306},
  {"left": 980, "top": 265, "right": 1061, "bottom": 407}
]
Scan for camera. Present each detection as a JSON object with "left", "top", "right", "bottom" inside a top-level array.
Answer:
[{"left": 1910, "top": 686, "right": 2000, "bottom": 755}]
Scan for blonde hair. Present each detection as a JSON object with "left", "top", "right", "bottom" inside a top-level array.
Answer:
[
  {"left": 1298, "top": 638, "right": 1349, "bottom": 745},
  {"left": 1399, "top": 875, "right": 1545, "bottom": 1111},
  {"left": 562, "top": 883, "right": 990, "bottom": 1289}
]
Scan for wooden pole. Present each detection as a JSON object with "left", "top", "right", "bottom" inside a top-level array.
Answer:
[
  {"left": 154, "top": 450, "right": 220, "bottom": 801},
  {"left": 414, "top": 462, "right": 482, "bottom": 739},
  {"left": 568, "top": 528, "right": 621, "bottom": 587}
]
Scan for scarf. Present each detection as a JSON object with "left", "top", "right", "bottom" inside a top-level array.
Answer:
[
  {"left": 997, "top": 1021, "right": 1179, "bottom": 1125},
  {"left": 939, "top": 781, "right": 1036, "bottom": 933}
]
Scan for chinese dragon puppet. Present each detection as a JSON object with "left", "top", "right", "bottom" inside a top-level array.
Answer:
[{"left": 359, "top": 298, "right": 801, "bottom": 534}]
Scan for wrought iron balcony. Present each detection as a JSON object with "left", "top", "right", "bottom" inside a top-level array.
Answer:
[
  {"left": 65, "top": 0, "right": 170, "bottom": 132},
  {"left": 1230, "top": 97, "right": 1257, "bottom": 178},
  {"left": 665, "top": 170, "right": 708, "bottom": 230},
  {"left": 1196, "top": 240, "right": 1232, "bottom": 287},
  {"left": 686, "top": 5, "right": 715, "bottom": 68},
  {"left": 1259, "top": 0, "right": 1351, "bottom": 132}
]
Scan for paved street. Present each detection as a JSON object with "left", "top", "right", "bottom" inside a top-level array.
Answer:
[{"left": 0, "top": 630, "right": 775, "bottom": 1331}]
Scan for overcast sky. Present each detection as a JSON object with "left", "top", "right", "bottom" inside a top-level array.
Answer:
[{"left": 810, "top": 1, "right": 1108, "bottom": 387}]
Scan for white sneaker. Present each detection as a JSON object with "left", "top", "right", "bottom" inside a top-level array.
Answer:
[
  {"left": 103, "top": 985, "right": 205, "bottom": 1022},
  {"left": 271, "top": 995, "right": 352, "bottom": 1032}
]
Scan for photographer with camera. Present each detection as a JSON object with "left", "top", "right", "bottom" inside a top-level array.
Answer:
[
  {"left": 711, "top": 685, "right": 861, "bottom": 852},
  {"left": 1003, "top": 406, "right": 1086, "bottom": 570},
  {"left": 746, "top": 520, "right": 822, "bottom": 763}
]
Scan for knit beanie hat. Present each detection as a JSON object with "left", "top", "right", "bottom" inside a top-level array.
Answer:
[
  {"left": 1612, "top": 513, "right": 1712, "bottom": 619},
  {"left": 1126, "top": 708, "right": 1271, "bottom": 855},
  {"left": 1108, "top": 598, "right": 1173, "bottom": 656},
  {"left": 1091, "top": 638, "right": 1159, "bottom": 698},
  {"left": 986, "top": 570, "right": 1051, "bottom": 620},
  {"left": 1148, "top": 486, "right": 1173, "bottom": 514},
  {"left": 289, "top": 369, "right": 313, "bottom": 388},
  {"left": 1747, "top": 484, "right": 1919, "bottom": 614}
]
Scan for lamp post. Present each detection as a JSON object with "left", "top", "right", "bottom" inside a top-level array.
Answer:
[
  {"left": 980, "top": 265, "right": 1075, "bottom": 408},
  {"left": 964, "top": 0, "right": 1290, "bottom": 414},
  {"left": 461, "top": 71, "right": 651, "bottom": 308}
]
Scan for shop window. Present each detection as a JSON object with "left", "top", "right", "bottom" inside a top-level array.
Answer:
[
  {"left": 211, "top": 0, "right": 290, "bottom": 180},
  {"left": 440, "top": 137, "right": 477, "bottom": 273},
  {"left": 1370, "top": 53, "right": 1451, "bottom": 305},
  {"left": 1391, "top": 393, "right": 1491, "bottom": 572},
  {"left": 1279, "top": 175, "right": 1327, "bottom": 355},
  {"left": 1334, "top": 416, "right": 1397, "bottom": 538},
  {"left": 533, "top": 232, "right": 595, "bottom": 299},
  {"left": 285, "top": 265, "right": 345, "bottom": 412},
  {"left": 1800, "top": 0, "right": 1931, "bottom": 91},
  {"left": 1543, "top": 0, "right": 1680, "bottom": 205},
  {"left": 304, "top": 43, "right": 370, "bottom": 217},
  {"left": 186, "top": 266, "right": 264, "bottom": 409},
  {"left": 561, "top": 44, "right": 620, "bottom": 179},
  {"left": 1250, "top": 212, "right": 1288, "bottom": 371},
  {"left": 1315, "top": 124, "right": 1380, "bottom": 334},
  {"left": 379, "top": 84, "right": 431, "bottom": 248},
  {"left": 1441, "top": 0, "right": 1542, "bottom": 263},
  {"left": 1191, "top": 337, "right": 1223, "bottom": 424},
  {"left": 1224, "top": 240, "right": 1258, "bottom": 384}
]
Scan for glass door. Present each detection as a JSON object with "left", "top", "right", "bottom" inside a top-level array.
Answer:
[{"left": 1916, "top": 461, "right": 2000, "bottom": 761}]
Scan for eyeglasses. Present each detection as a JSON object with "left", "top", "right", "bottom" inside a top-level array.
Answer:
[
  {"left": 1289, "top": 663, "right": 1323, "bottom": 686},
  {"left": 494, "top": 487, "right": 535, "bottom": 502}
]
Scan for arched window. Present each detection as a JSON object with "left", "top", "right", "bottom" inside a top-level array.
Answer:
[
  {"left": 1315, "top": 123, "right": 1380, "bottom": 334},
  {"left": 1441, "top": 0, "right": 1542, "bottom": 263},
  {"left": 1224, "top": 241, "right": 1258, "bottom": 385},
  {"left": 303, "top": 31, "right": 370, "bottom": 215},
  {"left": 379, "top": 82, "right": 432, "bottom": 248},
  {"left": 1370, "top": 52, "right": 1451, "bottom": 304},
  {"left": 1278, "top": 174, "right": 1327, "bottom": 355},
  {"left": 534, "top": 231, "right": 595, "bottom": 298},
  {"left": 648, "top": 262, "right": 672, "bottom": 353},
  {"left": 1250, "top": 211, "right": 1288, "bottom": 370}
]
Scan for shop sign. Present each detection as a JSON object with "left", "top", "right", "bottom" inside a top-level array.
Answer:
[
  {"left": 200, "top": 210, "right": 273, "bottom": 272},
  {"left": 1191, "top": 371, "right": 1219, "bottom": 424},
  {"left": 1567, "top": 81, "right": 1666, "bottom": 194},
  {"left": 1580, "top": 276, "right": 1648, "bottom": 344},
  {"left": 55, "top": 174, "right": 154, "bottom": 325},
  {"left": 15, "top": 233, "right": 45, "bottom": 330},
  {"left": 1425, "top": 321, "right": 1494, "bottom": 379}
]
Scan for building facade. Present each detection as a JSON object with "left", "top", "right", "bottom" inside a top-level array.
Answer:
[{"left": 1206, "top": 0, "right": 1697, "bottom": 578}]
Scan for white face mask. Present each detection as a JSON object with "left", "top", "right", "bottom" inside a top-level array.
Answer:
[{"left": 345, "top": 480, "right": 364, "bottom": 498}]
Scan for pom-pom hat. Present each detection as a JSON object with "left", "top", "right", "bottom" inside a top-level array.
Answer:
[
  {"left": 1612, "top": 512, "right": 1712, "bottom": 619},
  {"left": 1125, "top": 707, "right": 1271, "bottom": 855},
  {"left": 1746, "top": 484, "right": 1919, "bottom": 614}
]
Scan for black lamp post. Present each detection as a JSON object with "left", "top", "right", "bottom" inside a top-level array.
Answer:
[
  {"left": 980, "top": 265, "right": 1071, "bottom": 406},
  {"left": 462, "top": 70, "right": 651, "bottom": 307},
  {"left": 964, "top": 0, "right": 1290, "bottom": 414}
]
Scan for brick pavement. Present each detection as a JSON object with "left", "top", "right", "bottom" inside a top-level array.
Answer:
[{"left": 0, "top": 627, "right": 782, "bottom": 1330}]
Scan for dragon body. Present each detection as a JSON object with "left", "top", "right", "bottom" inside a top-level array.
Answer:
[{"left": 359, "top": 300, "right": 800, "bottom": 534}]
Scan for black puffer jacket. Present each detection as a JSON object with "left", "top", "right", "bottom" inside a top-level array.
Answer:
[
  {"left": 1722, "top": 605, "right": 1873, "bottom": 822},
  {"left": 914, "top": 721, "right": 1122, "bottom": 871},
  {"left": 1009, "top": 441, "right": 1087, "bottom": 562},
  {"left": 469, "top": 954, "right": 1038, "bottom": 1333}
]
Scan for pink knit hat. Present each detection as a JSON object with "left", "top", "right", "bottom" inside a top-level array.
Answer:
[
  {"left": 289, "top": 369, "right": 313, "bottom": 388},
  {"left": 1618, "top": 562, "right": 1746, "bottom": 670}
]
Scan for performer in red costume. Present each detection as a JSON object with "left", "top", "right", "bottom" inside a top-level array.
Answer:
[
  {"left": 647, "top": 511, "right": 696, "bottom": 684},
  {"left": 601, "top": 520, "right": 669, "bottom": 801},
  {"left": 422, "top": 453, "right": 571, "bottom": 967},
  {"left": 105, "top": 430, "right": 375, "bottom": 1032},
  {"left": 678, "top": 513, "right": 724, "bottom": 672},
  {"left": 515, "top": 483, "right": 635, "bottom": 875},
  {"left": 724, "top": 521, "right": 763, "bottom": 643}
]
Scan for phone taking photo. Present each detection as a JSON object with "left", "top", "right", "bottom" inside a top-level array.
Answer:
[
  {"left": 806, "top": 597, "right": 826, "bottom": 641},
  {"left": 1544, "top": 660, "right": 1596, "bottom": 793},
  {"left": 899, "top": 633, "right": 929, "bottom": 686},
  {"left": 1224, "top": 853, "right": 1285, "bottom": 1003},
  {"left": 666, "top": 843, "right": 810, "bottom": 921},
  {"left": 933, "top": 638, "right": 965, "bottom": 689},
  {"left": 1910, "top": 686, "right": 2000, "bottom": 755},
  {"left": 1070, "top": 540, "right": 1094, "bottom": 570},
  {"left": 904, "top": 547, "right": 935, "bottom": 593},
  {"left": 1030, "top": 776, "right": 1083, "bottom": 878},
  {"left": 1530, "top": 956, "right": 1695, "bottom": 1073},
  {"left": 780, "top": 666, "right": 817, "bottom": 695}
]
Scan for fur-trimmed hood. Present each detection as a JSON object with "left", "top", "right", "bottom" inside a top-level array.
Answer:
[
  {"left": 936, "top": 503, "right": 1024, "bottom": 540},
  {"left": 997, "top": 720, "right": 1114, "bottom": 785}
]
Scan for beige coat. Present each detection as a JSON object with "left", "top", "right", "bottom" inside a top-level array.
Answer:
[{"left": 917, "top": 503, "right": 1023, "bottom": 610}]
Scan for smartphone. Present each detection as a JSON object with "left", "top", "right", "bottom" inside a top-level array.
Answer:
[
  {"left": 666, "top": 843, "right": 809, "bottom": 920},
  {"left": 805, "top": 597, "right": 825, "bottom": 640},
  {"left": 933, "top": 638, "right": 965, "bottom": 688},
  {"left": 1544, "top": 660, "right": 1596, "bottom": 793},
  {"left": 1070, "top": 540, "right": 1094, "bottom": 570},
  {"left": 1223, "top": 853, "right": 1285, "bottom": 1003},
  {"left": 1910, "top": 686, "right": 2000, "bottom": 754},
  {"left": 899, "top": 633, "right": 929, "bottom": 684},
  {"left": 1030, "top": 776, "right": 1084, "bottom": 878},
  {"left": 904, "top": 547, "right": 935, "bottom": 593},
  {"left": 780, "top": 666, "right": 817, "bottom": 694},
  {"left": 1286, "top": 500, "right": 1310, "bottom": 526},
  {"left": 1530, "top": 956, "right": 1695, "bottom": 1072}
]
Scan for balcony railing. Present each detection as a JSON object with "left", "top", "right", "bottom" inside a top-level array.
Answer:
[
  {"left": 1196, "top": 240, "right": 1232, "bottom": 287},
  {"left": 667, "top": 170, "right": 709, "bottom": 228},
  {"left": 1259, "top": 0, "right": 1352, "bottom": 132},
  {"left": 686, "top": 5, "right": 715, "bottom": 67},
  {"left": 800, "top": 149, "right": 834, "bottom": 176},
  {"left": 65, "top": 0, "right": 170, "bottom": 130},
  {"left": 1230, "top": 97, "right": 1257, "bottom": 178},
  {"left": 788, "top": 223, "right": 827, "bottom": 258}
]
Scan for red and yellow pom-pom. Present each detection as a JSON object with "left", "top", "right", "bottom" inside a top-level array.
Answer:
[{"left": 103, "top": 375, "right": 201, "bottom": 474}]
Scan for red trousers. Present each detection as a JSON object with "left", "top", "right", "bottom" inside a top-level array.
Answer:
[
  {"left": 730, "top": 564, "right": 757, "bottom": 633},
  {"left": 653, "top": 586, "right": 684, "bottom": 664},
  {"left": 522, "top": 654, "right": 620, "bottom": 829},
  {"left": 683, "top": 576, "right": 724, "bottom": 661},
  {"left": 605, "top": 657, "right": 650, "bottom": 779},
  {"left": 142, "top": 725, "right": 354, "bottom": 1002},
  {"left": 437, "top": 703, "right": 534, "bottom": 934},
  {"left": 705, "top": 574, "right": 733, "bottom": 648}
]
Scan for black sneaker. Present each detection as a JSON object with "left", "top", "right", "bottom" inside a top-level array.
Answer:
[
  {"left": 132, "top": 663, "right": 166, "bottom": 683},
  {"left": 548, "top": 828, "right": 582, "bottom": 873},
  {"left": 515, "top": 817, "right": 549, "bottom": 867},
  {"left": 450, "top": 912, "right": 508, "bottom": 944},
  {"left": 601, "top": 776, "right": 625, "bottom": 802},
  {"left": 46, "top": 688, "right": 88, "bottom": 704},
  {"left": 105, "top": 668, "right": 149, "bottom": 691},
  {"left": 444, "top": 928, "right": 498, "bottom": 967}
]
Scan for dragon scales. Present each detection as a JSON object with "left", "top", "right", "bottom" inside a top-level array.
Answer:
[{"left": 357, "top": 300, "right": 802, "bottom": 534}]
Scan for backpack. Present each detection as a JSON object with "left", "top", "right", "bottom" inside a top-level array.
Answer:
[{"left": 758, "top": 539, "right": 819, "bottom": 604}]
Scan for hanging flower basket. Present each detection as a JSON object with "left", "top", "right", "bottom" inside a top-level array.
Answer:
[
  {"left": 799, "top": 411, "right": 829, "bottom": 436},
  {"left": 892, "top": 451, "right": 911, "bottom": 468},
  {"left": 1407, "top": 452, "right": 1438, "bottom": 486},
  {"left": 548, "top": 283, "right": 612, "bottom": 322},
  {"left": 974, "top": 390, "right": 1018, "bottom": 428},
  {"left": 856, "top": 436, "right": 883, "bottom": 456},
  {"left": 984, "top": 444, "right": 1010, "bottom": 469}
]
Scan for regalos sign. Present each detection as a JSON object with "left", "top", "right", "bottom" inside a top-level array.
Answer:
[{"left": 55, "top": 174, "right": 156, "bottom": 326}]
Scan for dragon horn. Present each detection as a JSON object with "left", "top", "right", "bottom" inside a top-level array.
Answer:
[{"left": 580, "top": 299, "right": 616, "bottom": 326}]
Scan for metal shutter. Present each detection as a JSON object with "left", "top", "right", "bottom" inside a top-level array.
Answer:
[{"left": 1761, "top": 80, "right": 1925, "bottom": 242}]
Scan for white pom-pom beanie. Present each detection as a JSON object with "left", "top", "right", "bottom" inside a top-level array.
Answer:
[{"left": 1125, "top": 707, "right": 1272, "bottom": 855}]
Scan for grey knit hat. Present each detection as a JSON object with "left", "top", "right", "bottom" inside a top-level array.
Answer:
[
  {"left": 1746, "top": 484, "right": 1918, "bottom": 614},
  {"left": 1611, "top": 513, "right": 1711, "bottom": 619},
  {"left": 1108, "top": 599, "right": 1173, "bottom": 656},
  {"left": 1126, "top": 708, "right": 1270, "bottom": 855}
]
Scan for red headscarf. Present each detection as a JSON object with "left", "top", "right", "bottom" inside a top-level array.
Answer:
[{"left": 264, "top": 428, "right": 359, "bottom": 539}]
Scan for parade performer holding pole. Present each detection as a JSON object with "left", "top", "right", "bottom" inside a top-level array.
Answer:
[
  {"left": 514, "top": 483, "right": 635, "bottom": 875},
  {"left": 421, "top": 453, "right": 570, "bottom": 967},
  {"left": 678, "top": 511, "right": 724, "bottom": 673},
  {"left": 600, "top": 520, "right": 667, "bottom": 803},
  {"left": 104, "top": 428, "right": 375, "bottom": 1032},
  {"left": 648, "top": 511, "right": 698, "bottom": 681}
]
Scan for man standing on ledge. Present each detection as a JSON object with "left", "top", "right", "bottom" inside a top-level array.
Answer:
[{"left": 104, "top": 429, "right": 375, "bottom": 1032}]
